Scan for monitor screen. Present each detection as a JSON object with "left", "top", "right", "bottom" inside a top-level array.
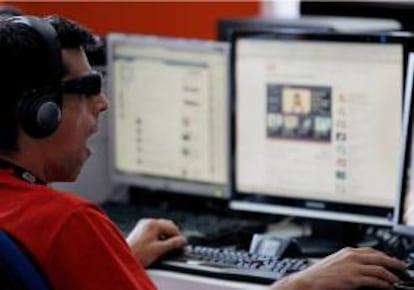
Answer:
[
  {"left": 394, "top": 52, "right": 414, "bottom": 235},
  {"left": 230, "top": 30, "right": 413, "bottom": 225},
  {"left": 107, "top": 33, "right": 230, "bottom": 199}
]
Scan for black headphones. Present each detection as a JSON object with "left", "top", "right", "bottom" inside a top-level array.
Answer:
[{"left": 9, "top": 16, "right": 63, "bottom": 138}]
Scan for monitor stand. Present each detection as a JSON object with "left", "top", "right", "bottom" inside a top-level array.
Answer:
[{"left": 293, "top": 219, "right": 368, "bottom": 257}]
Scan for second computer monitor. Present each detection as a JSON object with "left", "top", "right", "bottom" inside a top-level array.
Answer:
[
  {"left": 107, "top": 33, "right": 230, "bottom": 198},
  {"left": 231, "top": 30, "right": 414, "bottom": 225}
]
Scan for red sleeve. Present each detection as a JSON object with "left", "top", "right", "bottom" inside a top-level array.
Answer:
[{"left": 44, "top": 205, "right": 157, "bottom": 290}]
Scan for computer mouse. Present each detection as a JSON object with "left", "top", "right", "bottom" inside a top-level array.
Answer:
[
  {"left": 392, "top": 269, "right": 414, "bottom": 282},
  {"left": 394, "top": 281, "right": 414, "bottom": 290},
  {"left": 356, "top": 268, "right": 413, "bottom": 290}
]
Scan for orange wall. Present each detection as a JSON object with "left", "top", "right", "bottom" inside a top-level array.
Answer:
[{"left": 7, "top": 1, "right": 261, "bottom": 39}]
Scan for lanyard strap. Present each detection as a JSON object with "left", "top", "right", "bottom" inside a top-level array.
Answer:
[{"left": 0, "top": 159, "right": 46, "bottom": 185}]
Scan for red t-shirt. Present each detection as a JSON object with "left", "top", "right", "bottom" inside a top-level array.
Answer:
[{"left": 0, "top": 170, "right": 157, "bottom": 290}]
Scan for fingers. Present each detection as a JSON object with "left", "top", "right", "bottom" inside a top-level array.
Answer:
[
  {"left": 357, "top": 264, "right": 398, "bottom": 283},
  {"left": 311, "top": 247, "right": 405, "bottom": 290},
  {"left": 156, "top": 235, "right": 187, "bottom": 252},
  {"left": 346, "top": 248, "right": 406, "bottom": 286},
  {"left": 143, "top": 218, "right": 187, "bottom": 245},
  {"left": 138, "top": 218, "right": 182, "bottom": 237},
  {"left": 126, "top": 218, "right": 188, "bottom": 267},
  {"left": 127, "top": 218, "right": 185, "bottom": 246},
  {"left": 334, "top": 247, "right": 405, "bottom": 268},
  {"left": 350, "top": 248, "right": 406, "bottom": 271},
  {"left": 153, "top": 218, "right": 181, "bottom": 237},
  {"left": 152, "top": 219, "right": 187, "bottom": 251},
  {"left": 356, "top": 276, "right": 393, "bottom": 290}
]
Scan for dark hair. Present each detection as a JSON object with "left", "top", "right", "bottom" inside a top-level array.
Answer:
[{"left": 0, "top": 15, "right": 97, "bottom": 154}]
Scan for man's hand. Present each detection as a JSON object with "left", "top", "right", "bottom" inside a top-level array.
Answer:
[
  {"left": 270, "top": 247, "right": 406, "bottom": 290},
  {"left": 126, "top": 218, "right": 187, "bottom": 267}
]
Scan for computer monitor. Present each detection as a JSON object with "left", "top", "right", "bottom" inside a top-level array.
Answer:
[
  {"left": 394, "top": 52, "right": 414, "bottom": 235},
  {"left": 106, "top": 33, "right": 231, "bottom": 199},
  {"left": 217, "top": 17, "right": 334, "bottom": 41},
  {"left": 301, "top": 1, "right": 414, "bottom": 32},
  {"left": 230, "top": 30, "right": 414, "bottom": 226},
  {"left": 217, "top": 16, "right": 400, "bottom": 42}
]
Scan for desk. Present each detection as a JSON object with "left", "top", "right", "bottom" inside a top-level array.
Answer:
[{"left": 148, "top": 269, "right": 268, "bottom": 290}]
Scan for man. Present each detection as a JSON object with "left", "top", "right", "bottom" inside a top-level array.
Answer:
[{"left": 0, "top": 15, "right": 406, "bottom": 290}]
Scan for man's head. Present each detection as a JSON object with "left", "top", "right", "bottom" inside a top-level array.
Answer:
[{"left": 0, "top": 15, "right": 109, "bottom": 182}]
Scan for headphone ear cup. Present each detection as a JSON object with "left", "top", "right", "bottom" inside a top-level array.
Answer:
[{"left": 17, "top": 92, "right": 62, "bottom": 138}]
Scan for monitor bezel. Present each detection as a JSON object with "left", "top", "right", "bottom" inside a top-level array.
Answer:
[
  {"left": 394, "top": 52, "right": 414, "bottom": 235},
  {"left": 106, "top": 33, "right": 232, "bottom": 199},
  {"left": 230, "top": 30, "right": 414, "bottom": 226}
]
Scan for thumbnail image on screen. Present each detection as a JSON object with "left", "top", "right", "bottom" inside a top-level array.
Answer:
[{"left": 267, "top": 84, "right": 332, "bottom": 142}]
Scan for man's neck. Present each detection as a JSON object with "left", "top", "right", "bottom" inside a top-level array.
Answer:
[
  {"left": 0, "top": 151, "right": 46, "bottom": 182},
  {"left": 0, "top": 157, "right": 46, "bottom": 185}
]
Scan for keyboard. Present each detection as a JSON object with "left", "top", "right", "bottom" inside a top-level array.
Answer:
[
  {"left": 152, "top": 245, "right": 312, "bottom": 284},
  {"left": 102, "top": 202, "right": 268, "bottom": 246}
]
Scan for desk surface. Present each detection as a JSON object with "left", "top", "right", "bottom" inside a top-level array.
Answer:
[{"left": 148, "top": 269, "right": 269, "bottom": 290}]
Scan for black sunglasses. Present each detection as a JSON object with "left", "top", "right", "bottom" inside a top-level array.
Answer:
[{"left": 62, "top": 72, "right": 102, "bottom": 97}]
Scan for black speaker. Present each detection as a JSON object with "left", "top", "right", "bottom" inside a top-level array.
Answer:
[{"left": 10, "top": 16, "right": 63, "bottom": 138}]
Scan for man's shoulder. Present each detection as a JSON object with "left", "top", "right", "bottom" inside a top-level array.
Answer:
[
  {"left": 49, "top": 186, "right": 90, "bottom": 206},
  {"left": 23, "top": 185, "right": 102, "bottom": 221}
]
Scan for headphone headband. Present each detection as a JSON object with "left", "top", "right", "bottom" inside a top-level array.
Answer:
[{"left": 9, "top": 16, "right": 63, "bottom": 86}]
